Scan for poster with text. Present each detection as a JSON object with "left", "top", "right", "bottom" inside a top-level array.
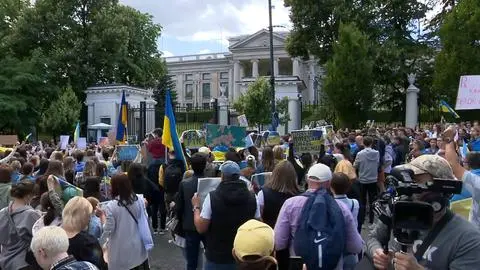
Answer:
[
  {"left": 77, "top": 137, "right": 87, "bottom": 150},
  {"left": 60, "top": 135, "right": 70, "bottom": 150},
  {"left": 291, "top": 129, "right": 324, "bottom": 154},
  {"left": 456, "top": 75, "right": 480, "bottom": 110},
  {"left": 206, "top": 124, "right": 246, "bottom": 148}
]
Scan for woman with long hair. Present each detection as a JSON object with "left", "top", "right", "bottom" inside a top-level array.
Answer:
[
  {"left": 257, "top": 161, "right": 300, "bottom": 270},
  {"left": 99, "top": 174, "right": 151, "bottom": 269},
  {"left": 0, "top": 181, "right": 41, "bottom": 270},
  {"left": 76, "top": 159, "right": 97, "bottom": 189},
  {"left": 333, "top": 142, "right": 352, "bottom": 162}
]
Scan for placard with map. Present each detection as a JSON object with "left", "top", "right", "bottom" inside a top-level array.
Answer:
[
  {"left": 117, "top": 145, "right": 140, "bottom": 161},
  {"left": 291, "top": 129, "right": 324, "bottom": 154},
  {"left": 206, "top": 124, "right": 246, "bottom": 148}
]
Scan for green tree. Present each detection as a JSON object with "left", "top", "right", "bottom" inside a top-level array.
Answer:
[
  {"left": 324, "top": 23, "right": 374, "bottom": 127},
  {"left": 0, "top": 54, "right": 59, "bottom": 133},
  {"left": 233, "top": 77, "right": 289, "bottom": 129},
  {"left": 40, "top": 87, "right": 81, "bottom": 137},
  {"left": 153, "top": 72, "right": 177, "bottom": 117},
  {"left": 433, "top": 0, "right": 480, "bottom": 104}
]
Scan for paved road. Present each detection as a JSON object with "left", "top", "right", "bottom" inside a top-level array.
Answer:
[{"left": 149, "top": 232, "right": 185, "bottom": 270}]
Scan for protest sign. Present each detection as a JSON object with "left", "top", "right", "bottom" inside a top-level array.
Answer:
[
  {"left": 117, "top": 145, "right": 140, "bottom": 161},
  {"left": 197, "top": 178, "right": 221, "bottom": 206},
  {"left": 182, "top": 130, "right": 206, "bottom": 148},
  {"left": 456, "top": 75, "right": 480, "bottom": 110},
  {"left": 206, "top": 124, "right": 246, "bottom": 148},
  {"left": 60, "top": 135, "right": 69, "bottom": 150},
  {"left": 98, "top": 137, "right": 109, "bottom": 147},
  {"left": 291, "top": 129, "right": 324, "bottom": 154},
  {"left": 237, "top": 114, "right": 249, "bottom": 127},
  {"left": 0, "top": 135, "right": 18, "bottom": 146},
  {"left": 77, "top": 137, "right": 87, "bottom": 150},
  {"left": 251, "top": 172, "right": 272, "bottom": 189}
]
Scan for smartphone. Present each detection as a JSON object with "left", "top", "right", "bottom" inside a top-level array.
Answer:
[{"left": 289, "top": 256, "right": 303, "bottom": 270}]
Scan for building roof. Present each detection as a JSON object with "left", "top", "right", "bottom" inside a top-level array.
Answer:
[{"left": 85, "top": 84, "right": 153, "bottom": 96}]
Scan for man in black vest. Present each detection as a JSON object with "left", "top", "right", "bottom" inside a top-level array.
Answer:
[
  {"left": 175, "top": 153, "right": 207, "bottom": 270},
  {"left": 192, "top": 161, "right": 259, "bottom": 270}
]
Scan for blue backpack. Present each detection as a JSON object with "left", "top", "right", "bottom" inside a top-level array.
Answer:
[{"left": 293, "top": 189, "right": 346, "bottom": 270}]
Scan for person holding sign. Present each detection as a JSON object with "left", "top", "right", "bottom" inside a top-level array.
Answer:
[{"left": 192, "top": 161, "right": 260, "bottom": 270}]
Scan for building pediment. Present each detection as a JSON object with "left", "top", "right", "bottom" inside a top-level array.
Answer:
[{"left": 229, "top": 29, "right": 287, "bottom": 50}]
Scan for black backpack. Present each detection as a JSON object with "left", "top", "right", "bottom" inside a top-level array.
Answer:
[{"left": 163, "top": 163, "right": 184, "bottom": 194}]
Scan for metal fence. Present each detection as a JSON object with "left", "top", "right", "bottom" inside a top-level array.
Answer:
[
  {"left": 300, "top": 100, "right": 445, "bottom": 128},
  {"left": 127, "top": 104, "right": 221, "bottom": 142}
]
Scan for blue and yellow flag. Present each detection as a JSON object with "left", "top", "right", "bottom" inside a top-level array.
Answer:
[
  {"left": 73, "top": 122, "right": 80, "bottom": 143},
  {"left": 162, "top": 90, "right": 186, "bottom": 170},
  {"left": 440, "top": 100, "right": 460, "bottom": 119},
  {"left": 116, "top": 91, "right": 128, "bottom": 143}
]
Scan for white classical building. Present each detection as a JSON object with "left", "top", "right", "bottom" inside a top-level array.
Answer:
[
  {"left": 84, "top": 84, "right": 156, "bottom": 142},
  {"left": 165, "top": 29, "right": 323, "bottom": 132}
]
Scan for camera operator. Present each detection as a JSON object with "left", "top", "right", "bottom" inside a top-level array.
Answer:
[{"left": 366, "top": 155, "right": 480, "bottom": 270}]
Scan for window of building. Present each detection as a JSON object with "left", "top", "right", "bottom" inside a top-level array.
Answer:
[
  {"left": 100, "top": 117, "right": 111, "bottom": 125},
  {"left": 185, "top": 74, "right": 193, "bottom": 81},
  {"left": 220, "top": 72, "right": 229, "bottom": 79},
  {"left": 203, "top": 103, "right": 211, "bottom": 109},
  {"left": 186, "top": 103, "right": 193, "bottom": 111},
  {"left": 202, "top": 83, "right": 211, "bottom": 99},
  {"left": 202, "top": 73, "right": 211, "bottom": 80},
  {"left": 185, "top": 84, "right": 193, "bottom": 99},
  {"left": 220, "top": 82, "right": 229, "bottom": 97}
]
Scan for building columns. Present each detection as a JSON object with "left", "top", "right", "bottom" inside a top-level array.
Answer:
[
  {"left": 228, "top": 68, "right": 233, "bottom": 102},
  {"left": 274, "top": 58, "right": 279, "bottom": 76},
  {"left": 251, "top": 59, "right": 259, "bottom": 78},
  {"left": 292, "top": 57, "right": 300, "bottom": 77},
  {"left": 233, "top": 60, "right": 241, "bottom": 100},
  {"left": 288, "top": 97, "right": 301, "bottom": 131}
]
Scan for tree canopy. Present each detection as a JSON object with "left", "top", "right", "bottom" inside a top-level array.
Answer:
[{"left": 0, "top": 0, "right": 168, "bottom": 134}]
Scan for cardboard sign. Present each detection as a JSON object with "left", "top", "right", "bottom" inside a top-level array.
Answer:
[
  {"left": 197, "top": 178, "right": 221, "bottom": 207},
  {"left": 117, "top": 145, "right": 140, "bottom": 161},
  {"left": 456, "top": 75, "right": 480, "bottom": 110},
  {"left": 0, "top": 135, "right": 18, "bottom": 146},
  {"left": 291, "top": 129, "right": 324, "bottom": 154},
  {"left": 251, "top": 172, "right": 272, "bottom": 188},
  {"left": 77, "top": 137, "right": 87, "bottom": 150},
  {"left": 206, "top": 124, "right": 246, "bottom": 148},
  {"left": 60, "top": 135, "right": 70, "bottom": 150}
]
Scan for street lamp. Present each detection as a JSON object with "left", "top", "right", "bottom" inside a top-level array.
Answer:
[{"left": 268, "top": 0, "right": 277, "bottom": 131}]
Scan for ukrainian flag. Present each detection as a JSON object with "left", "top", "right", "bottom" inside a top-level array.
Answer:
[
  {"left": 162, "top": 90, "right": 186, "bottom": 170},
  {"left": 440, "top": 100, "right": 460, "bottom": 119},
  {"left": 73, "top": 122, "right": 80, "bottom": 143},
  {"left": 116, "top": 91, "right": 128, "bottom": 143}
]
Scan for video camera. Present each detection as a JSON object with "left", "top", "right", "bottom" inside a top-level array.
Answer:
[{"left": 373, "top": 167, "right": 462, "bottom": 251}]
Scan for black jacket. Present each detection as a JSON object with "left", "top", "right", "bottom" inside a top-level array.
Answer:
[
  {"left": 205, "top": 180, "right": 256, "bottom": 264},
  {"left": 175, "top": 174, "right": 203, "bottom": 231}
]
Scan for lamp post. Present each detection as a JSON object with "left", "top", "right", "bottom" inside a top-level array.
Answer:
[{"left": 268, "top": 0, "right": 277, "bottom": 131}]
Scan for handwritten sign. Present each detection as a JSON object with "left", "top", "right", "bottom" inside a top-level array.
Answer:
[
  {"left": 117, "top": 145, "right": 140, "bottom": 161},
  {"left": 237, "top": 114, "right": 249, "bottom": 127},
  {"left": 456, "top": 75, "right": 480, "bottom": 110},
  {"left": 291, "top": 129, "right": 324, "bottom": 154},
  {"left": 60, "top": 135, "right": 70, "bottom": 150},
  {"left": 77, "top": 137, "right": 87, "bottom": 150},
  {"left": 98, "top": 137, "right": 110, "bottom": 147}
]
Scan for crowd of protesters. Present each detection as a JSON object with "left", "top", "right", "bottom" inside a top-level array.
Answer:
[{"left": 0, "top": 121, "right": 479, "bottom": 269}]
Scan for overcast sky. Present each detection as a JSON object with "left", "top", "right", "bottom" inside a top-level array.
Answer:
[{"left": 120, "top": 0, "right": 291, "bottom": 57}]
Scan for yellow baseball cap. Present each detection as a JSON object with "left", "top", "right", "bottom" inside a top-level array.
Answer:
[{"left": 233, "top": 219, "right": 274, "bottom": 260}]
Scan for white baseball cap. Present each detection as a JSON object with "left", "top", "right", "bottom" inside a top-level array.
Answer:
[{"left": 307, "top": 163, "right": 333, "bottom": 183}]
